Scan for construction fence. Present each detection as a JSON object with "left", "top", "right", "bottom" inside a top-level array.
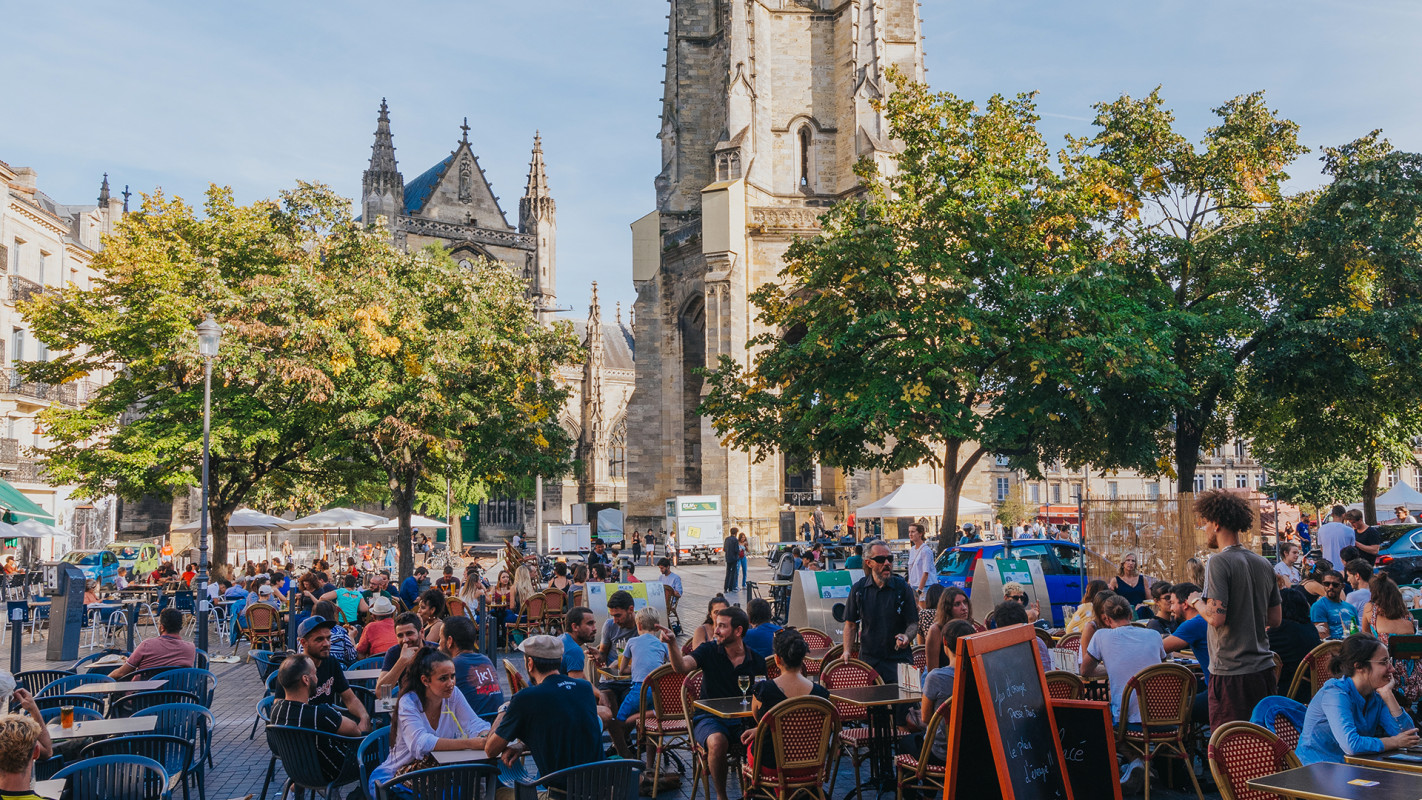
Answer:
[{"left": 1080, "top": 492, "right": 1289, "bottom": 585}]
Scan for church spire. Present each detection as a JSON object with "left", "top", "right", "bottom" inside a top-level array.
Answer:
[
  {"left": 362, "top": 98, "right": 404, "bottom": 234},
  {"left": 519, "top": 132, "right": 556, "bottom": 321},
  {"left": 368, "top": 98, "right": 399, "bottom": 174},
  {"left": 98, "top": 173, "right": 110, "bottom": 205},
  {"left": 580, "top": 281, "right": 607, "bottom": 500},
  {"left": 523, "top": 131, "right": 550, "bottom": 199}
]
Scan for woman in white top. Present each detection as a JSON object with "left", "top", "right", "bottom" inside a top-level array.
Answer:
[{"left": 368, "top": 646, "right": 491, "bottom": 796}]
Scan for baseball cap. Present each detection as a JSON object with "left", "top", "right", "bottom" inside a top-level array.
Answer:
[
  {"left": 962, "top": 523, "right": 975, "bottom": 533},
  {"left": 518, "top": 634, "right": 565, "bottom": 660},
  {"left": 258, "top": 585, "right": 274, "bottom": 596},
  {"left": 369, "top": 595, "right": 396, "bottom": 616},
  {"left": 297, "top": 616, "right": 337, "bottom": 639}
]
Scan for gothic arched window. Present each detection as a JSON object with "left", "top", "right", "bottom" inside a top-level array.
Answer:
[
  {"left": 609, "top": 417, "right": 627, "bottom": 479},
  {"left": 799, "top": 127, "right": 812, "bottom": 188}
]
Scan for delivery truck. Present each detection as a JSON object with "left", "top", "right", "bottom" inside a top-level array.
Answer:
[{"left": 665, "top": 495, "right": 724, "bottom": 564}]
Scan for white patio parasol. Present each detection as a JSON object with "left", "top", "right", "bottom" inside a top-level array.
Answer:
[
  {"left": 13, "top": 519, "right": 66, "bottom": 540},
  {"left": 368, "top": 514, "right": 450, "bottom": 531},
  {"left": 172, "top": 508, "right": 292, "bottom": 533},
  {"left": 855, "top": 482, "right": 994, "bottom": 519},
  {"left": 290, "top": 507, "right": 387, "bottom": 562}
]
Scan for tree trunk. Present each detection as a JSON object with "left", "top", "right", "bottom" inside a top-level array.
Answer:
[
  {"left": 1174, "top": 412, "right": 1204, "bottom": 548},
  {"left": 1362, "top": 460, "right": 1382, "bottom": 526},
  {"left": 389, "top": 460, "right": 419, "bottom": 579},
  {"left": 935, "top": 441, "right": 985, "bottom": 554}
]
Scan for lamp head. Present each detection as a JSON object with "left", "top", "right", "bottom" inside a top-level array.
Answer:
[{"left": 196, "top": 314, "right": 221, "bottom": 358}]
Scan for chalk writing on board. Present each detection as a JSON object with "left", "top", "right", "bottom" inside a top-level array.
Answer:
[{"left": 989, "top": 670, "right": 1060, "bottom": 794}]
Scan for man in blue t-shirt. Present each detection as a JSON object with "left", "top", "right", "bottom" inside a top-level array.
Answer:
[
  {"left": 487, "top": 635, "right": 602, "bottom": 791},
  {"left": 1310, "top": 572, "right": 1359, "bottom": 640},
  {"left": 1163, "top": 581, "right": 1209, "bottom": 722},
  {"left": 560, "top": 606, "right": 598, "bottom": 680},
  {"left": 441, "top": 615, "right": 503, "bottom": 716},
  {"left": 742, "top": 598, "right": 782, "bottom": 658}
]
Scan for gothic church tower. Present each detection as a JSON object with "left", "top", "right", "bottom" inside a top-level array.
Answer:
[
  {"left": 520, "top": 133, "right": 557, "bottom": 321},
  {"left": 625, "top": 0, "right": 925, "bottom": 532},
  {"left": 362, "top": 99, "right": 404, "bottom": 234}
]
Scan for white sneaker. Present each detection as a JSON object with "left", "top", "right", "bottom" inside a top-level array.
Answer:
[{"left": 1120, "top": 759, "right": 1145, "bottom": 795}]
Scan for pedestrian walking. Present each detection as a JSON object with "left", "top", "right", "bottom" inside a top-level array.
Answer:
[{"left": 723, "top": 527, "right": 741, "bottom": 594}]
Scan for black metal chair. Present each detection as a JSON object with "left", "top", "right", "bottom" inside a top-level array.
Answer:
[
  {"left": 14, "top": 669, "right": 73, "bottom": 696},
  {"left": 263, "top": 725, "right": 363, "bottom": 800},
  {"left": 349, "top": 685, "right": 379, "bottom": 721},
  {"left": 109, "top": 690, "right": 202, "bottom": 718},
  {"left": 377, "top": 763, "right": 498, "bottom": 800},
  {"left": 515, "top": 759, "right": 641, "bottom": 800},
  {"left": 249, "top": 694, "right": 274, "bottom": 740},
  {"left": 81, "top": 734, "right": 194, "bottom": 800},
  {"left": 52, "top": 754, "right": 172, "bottom": 800}
]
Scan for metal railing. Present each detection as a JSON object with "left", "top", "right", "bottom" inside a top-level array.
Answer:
[
  {"left": 5, "top": 460, "right": 46, "bottom": 483},
  {"left": 8, "top": 275, "right": 43, "bottom": 304},
  {"left": 783, "top": 491, "right": 824, "bottom": 507},
  {"left": 0, "top": 438, "right": 17, "bottom": 465},
  {"left": 0, "top": 368, "right": 80, "bottom": 405}
]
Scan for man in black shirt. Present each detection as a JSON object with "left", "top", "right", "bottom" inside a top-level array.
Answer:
[
  {"left": 270, "top": 654, "right": 361, "bottom": 778},
  {"left": 487, "top": 635, "right": 602, "bottom": 791},
  {"left": 723, "top": 528, "right": 741, "bottom": 594},
  {"left": 659, "top": 605, "right": 764, "bottom": 800},
  {"left": 1344, "top": 509, "right": 1383, "bottom": 566},
  {"left": 587, "top": 540, "right": 610, "bottom": 570},
  {"left": 295, "top": 616, "right": 372, "bottom": 732},
  {"left": 841, "top": 540, "right": 917, "bottom": 684}
]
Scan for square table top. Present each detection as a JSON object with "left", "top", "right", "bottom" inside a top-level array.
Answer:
[
  {"left": 752, "top": 580, "right": 794, "bottom": 587},
  {"left": 828, "top": 685, "right": 921, "bottom": 707},
  {"left": 48, "top": 715, "right": 158, "bottom": 741},
  {"left": 1247, "top": 760, "right": 1422, "bottom": 800},
  {"left": 344, "top": 669, "right": 381, "bottom": 681},
  {"left": 68, "top": 679, "right": 167, "bottom": 694},
  {"left": 694, "top": 696, "right": 755, "bottom": 719},
  {"left": 33, "top": 779, "right": 63, "bottom": 800},
  {"left": 1345, "top": 750, "right": 1422, "bottom": 774},
  {"left": 432, "top": 748, "right": 493, "bottom": 764}
]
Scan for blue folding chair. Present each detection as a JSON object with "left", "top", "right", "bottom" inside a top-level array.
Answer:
[
  {"left": 14, "top": 669, "right": 73, "bottom": 696},
  {"left": 37, "top": 673, "right": 114, "bottom": 698},
  {"left": 132, "top": 703, "right": 213, "bottom": 799},
  {"left": 357, "top": 726, "right": 391, "bottom": 798},
  {"left": 52, "top": 754, "right": 172, "bottom": 800},
  {"left": 81, "top": 735, "right": 194, "bottom": 800},
  {"left": 152, "top": 668, "right": 216, "bottom": 707}
]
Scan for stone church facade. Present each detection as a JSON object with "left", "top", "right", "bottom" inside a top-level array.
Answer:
[
  {"left": 626, "top": 0, "right": 927, "bottom": 539},
  {"left": 359, "top": 104, "right": 632, "bottom": 540}
]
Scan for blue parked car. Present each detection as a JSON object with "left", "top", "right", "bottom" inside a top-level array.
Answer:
[
  {"left": 60, "top": 548, "right": 120, "bottom": 589},
  {"left": 935, "top": 539, "right": 1090, "bottom": 627}
]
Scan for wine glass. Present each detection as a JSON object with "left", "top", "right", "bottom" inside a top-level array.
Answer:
[{"left": 738, "top": 675, "right": 752, "bottom": 706}]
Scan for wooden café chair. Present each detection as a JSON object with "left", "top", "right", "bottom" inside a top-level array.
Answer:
[
  {"left": 895, "top": 699, "right": 951, "bottom": 800},
  {"left": 1116, "top": 662, "right": 1204, "bottom": 800},
  {"left": 1287, "top": 640, "right": 1343, "bottom": 700},
  {"left": 739, "top": 696, "right": 839, "bottom": 800},
  {"left": 1207, "top": 721, "right": 1300, "bottom": 800},
  {"left": 636, "top": 665, "right": 691, "bottom": 798},
  {"left": 1044, "top": 670, "right": 1085, "bottom": 701}
]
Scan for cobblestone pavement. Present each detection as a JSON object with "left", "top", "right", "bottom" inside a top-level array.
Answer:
[{"left": 9, "top": 559, "right": 1219, "bottom": 799}]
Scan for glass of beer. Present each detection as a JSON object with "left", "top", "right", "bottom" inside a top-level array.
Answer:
[{"left": 59, "top": 705, "right": 74, "bottom": 729}]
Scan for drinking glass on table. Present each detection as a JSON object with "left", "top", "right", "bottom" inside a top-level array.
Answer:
[
  {"left": 738, "top": 675, "right": 752, "bottom": 706},
  {"left": 59, "top": 705, "right": 74, "bottom": 730}
]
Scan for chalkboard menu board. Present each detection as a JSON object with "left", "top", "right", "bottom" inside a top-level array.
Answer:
[
  {"left": 1052, "top": 699, "right": 1121, "bottom": 800},
  {"left": 945, "top": 624, "right": 1072, "bottom": 800}
]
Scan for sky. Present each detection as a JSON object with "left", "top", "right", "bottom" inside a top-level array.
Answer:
[{"left": 2, "top": 1, "right": 1418, "bottom": 319}]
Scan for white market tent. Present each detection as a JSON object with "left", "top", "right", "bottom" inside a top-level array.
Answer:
[
  {"left": 855, "top": 482, "right": 994, "bottom": 520},
  {"left": 173, "top": 508, "right": 293, "bottom": 565},
  {"left": 1347, "top": 482, "right": 1422, "bottom": 514},
  {"left": 289, "top": 508, "right": 389, "bottom": 565},
  {"left": 368, "top": 514, "right": 450, "bottom": 531}
]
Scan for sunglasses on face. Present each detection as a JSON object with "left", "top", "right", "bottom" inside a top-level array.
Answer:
[
  {"left": 1009, "top": 595, "right": 1028, "bottom": 603},
  {"left": 1323, "top": 581, "right": 1342, "bottom": 588},
  {"left": 867, "top": 555, "right": 893, "bottom": 564}
]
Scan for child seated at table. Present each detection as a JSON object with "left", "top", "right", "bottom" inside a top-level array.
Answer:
[
  {"left": 615, "top": 608, "right": 669, "bottom": 724},
  {"left": 1296, "top": 633, "right": 1419, "bottom": 764}
]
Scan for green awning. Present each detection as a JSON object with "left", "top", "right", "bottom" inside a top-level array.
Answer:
[{"left": 0, "top": 478, "right": 55, "bottom": 525}]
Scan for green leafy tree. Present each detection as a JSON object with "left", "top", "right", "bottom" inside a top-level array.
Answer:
[
  {"left": 1063, "top": 89, "right": 1309, "bottom": 531},
  {"left": 1237, "top": 134, "right": 1422, "bottom": 522},
  {"left": 333, "top": 246, "right": 580, "bottom": 576},
  {"left": 701, "top": 76, "right": 1169, "bottom": 542},
  {"left": 21, "top": 185, "right": 363, "bottom": 569},
  {"left": 1259, "top": 458, "right": 1367, "bottom": 514}
]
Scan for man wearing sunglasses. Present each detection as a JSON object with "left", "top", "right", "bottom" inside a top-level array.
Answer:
[
  {"left": 1310, "top": 570, "right": 1359, "bottom": 640},
  {"left": 842, "top": 541, "right": 918, "bottom": 685}
]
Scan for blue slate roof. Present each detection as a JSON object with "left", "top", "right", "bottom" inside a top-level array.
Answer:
[{"left": 403, "top": 154, "right": 454, "bottom": 215}]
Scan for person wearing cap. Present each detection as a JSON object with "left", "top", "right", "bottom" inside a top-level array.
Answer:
[
  {"left": 294, "top": 615, "right": 371, "bottom": 732},
  {"left": 485, "top": 635, "right": 602, "bottom": 798},
  {"left": 356, "top": 595, "right": 400, "bottom": 657},
  {"left": 401, "top": 567, "right": 428, "bottom": 610}
]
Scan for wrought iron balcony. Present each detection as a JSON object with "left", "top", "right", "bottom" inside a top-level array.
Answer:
[
  {"left": 8, "top": 275, "right": 44, "bottom": 304},
  {"left": 0, "top": 438, "right": 17, "bottom": 466},
  {"left": 0, "top": 368, "right": 80, "bottom": 406},
  {"left": 783, "top": 490, "right": 825, "bottom": 507},
  {"left": 5, "top": 459, "right": 47, "bottom": 483}
]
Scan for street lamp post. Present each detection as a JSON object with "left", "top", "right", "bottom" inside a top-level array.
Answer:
[{"left": 195, "top": 314, "right": 221, "bottom": 654}]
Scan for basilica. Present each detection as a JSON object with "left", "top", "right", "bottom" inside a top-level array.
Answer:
[{"left": 358, "top": 103, "right": 634, "bottom": 540}]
